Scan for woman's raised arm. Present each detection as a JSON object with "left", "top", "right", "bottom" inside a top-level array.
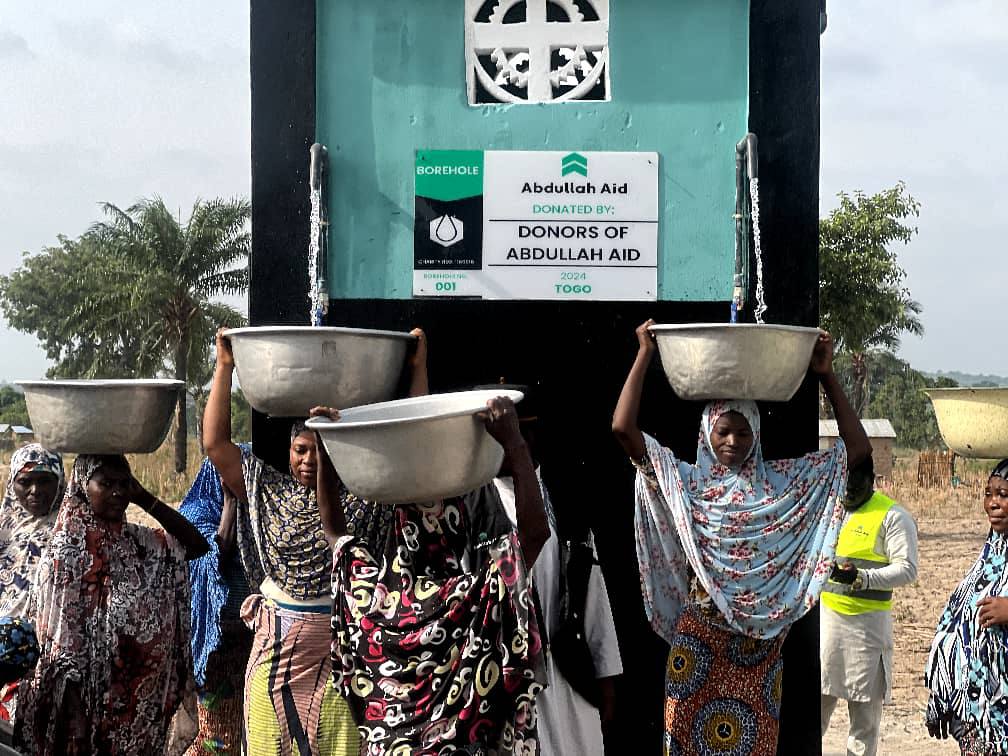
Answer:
[
  {"left": 203, "top": 328, "right": 247, "bottom": 502},
  {"left": 131, "top": 478, "right": 210, "bottom": 560},
  {"left": 812, "top": 331, "right": 872, "bottom": 467},
  {"left": 612, "top": 319, "right": 656, "bottom": 462},
  {"left": 312, "top": 407, "right": 349, "bottom": 548}
]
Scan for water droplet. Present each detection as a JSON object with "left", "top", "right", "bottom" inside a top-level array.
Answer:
[
  {"left": 624, "top": 112, "right": 632, "bottom": 129},
  {"left": 716, "top": 121, "right": 725, "bottom": 133},
  {"left": 409, "top": 114, "right": 418, "bottom": 126},
  {"left": 435, "top": 215, "right": 459, "bottom": 243}
]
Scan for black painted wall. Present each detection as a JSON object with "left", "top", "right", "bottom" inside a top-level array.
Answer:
[{"left": 249, "top": 1, "right": 822, "bottom": 752}]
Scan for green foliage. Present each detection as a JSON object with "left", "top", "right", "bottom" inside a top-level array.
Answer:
[
  {"left": 830, "top": 350, "right": 956, "bottom": 449},
  {"left": 0, "top": 196, "right": 250, "bottom": 470},
  {"left": 0, "top": 234, "right": 160, "bottom": 378},
  {"left": 820, "top": 182, "right": 924, "bottom": 415},
  {"left": 231, "top": 388, "right": 251, "bottom": 442},
  {"left": 0, "top": 387, "right": 28, "bottom": 426},
  {"left": 820, "top": 182, "right": 923, "bottom": 354}
]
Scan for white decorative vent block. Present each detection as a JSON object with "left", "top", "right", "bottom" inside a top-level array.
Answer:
[{"left": 466, "top": 0, "right": 610, "bottom": 105}]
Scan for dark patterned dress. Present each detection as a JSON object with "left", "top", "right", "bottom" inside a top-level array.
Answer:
[
  {"left": 15, "top": 457, "right": 192, "bottom": 755},
  {"left": 331, "top": 490, "right": 544, "bottom": 755}
]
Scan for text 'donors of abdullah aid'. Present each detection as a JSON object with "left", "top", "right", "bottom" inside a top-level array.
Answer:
[{"left": 413, "top": 150, "right": 659, "bottom": 301}]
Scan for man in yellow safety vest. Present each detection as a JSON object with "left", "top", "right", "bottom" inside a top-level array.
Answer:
[{"left": 820, "top": 455, "right": 919, "bottom": 756}]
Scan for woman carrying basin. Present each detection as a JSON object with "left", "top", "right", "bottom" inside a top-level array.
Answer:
[
  {"left": 204, "top": 327, "right": 427, "bottom": 756},
  {"left": 612, "top": 320, "right": 870, "bottom": 755},
  {"left": 318, "top": 391, "right": 550, "bottom": 754},
  {"left": 14, "top": 453, "right": 210, "bottom": 755}
]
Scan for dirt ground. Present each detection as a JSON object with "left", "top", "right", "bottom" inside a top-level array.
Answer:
[{"left": 822, "top": 478, "right": 988, "bottom": 756}]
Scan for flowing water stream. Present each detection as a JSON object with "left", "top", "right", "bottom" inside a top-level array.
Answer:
[
  {"left": 749, "top": 176, "right": 767, "bottom": 325},
  {"left": 309, "top": 185, "right": 325, "bottom": 326}
]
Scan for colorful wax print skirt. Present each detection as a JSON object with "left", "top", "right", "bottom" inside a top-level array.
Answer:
[{"left": 663, "top": 605, "right": 786, "bottom": 756}]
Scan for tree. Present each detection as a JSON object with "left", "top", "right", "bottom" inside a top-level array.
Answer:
[
  {"left": 231, "top": 388, "right": 252, "bottom": 442},
  {"left": 0, "top": 234, "right": 159, "bottom": 378},
  {"left": 0, "top": 387, "right": 29, "bottom": 426},
  {"left": 0, "top": 196, "right": 249, "bottom": 472},
  {"left": 829, "top": 350, "right": 957, "bottom": 449},
  {"left": 820, "top": 182, "right": 924, "bottom": 415}
]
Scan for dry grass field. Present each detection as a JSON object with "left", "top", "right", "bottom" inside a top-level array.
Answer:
[{"left": 0, "top": 438, "right": 203, "bottom": 526}]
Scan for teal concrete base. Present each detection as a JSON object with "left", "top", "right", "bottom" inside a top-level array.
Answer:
[{"left": 317, "top": 0, "right": 748, "bottom": 301}]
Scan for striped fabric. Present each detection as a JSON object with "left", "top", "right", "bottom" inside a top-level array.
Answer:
[{"left": 242, "top": 595, "right": 359, "bottom": 756}]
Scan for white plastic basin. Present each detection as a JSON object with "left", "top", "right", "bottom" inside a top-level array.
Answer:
[{"left": 306, "top": 389, "right": 524, "bottom": 504}]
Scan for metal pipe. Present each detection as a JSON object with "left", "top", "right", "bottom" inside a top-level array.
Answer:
[
  {"left": 733, "top": 149, "right": 746, "bottom": 320},
  {"left": 309, "top": 143, "right": 329, "bottom": 322},
  {"left": 735, "top": 133, "right": 758, "bottom": 180},
  {"left": 733, "top": 133, "right": 759, "bottom": 320},
  {"left": 309, "top": 142, "right": 327, "bottom": 190}
]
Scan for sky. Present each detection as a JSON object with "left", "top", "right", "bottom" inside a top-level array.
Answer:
[
  {"left": 0, "top": 1, "right": 1005, "bottom": 381},
  {"left": 0, "top": 0, "right": 250, "bottom": 382}
]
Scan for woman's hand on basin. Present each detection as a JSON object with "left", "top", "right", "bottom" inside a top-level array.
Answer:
[
  {"left": 407, "top": 327, "right": 429, "bottom": 397},
  {"left": 408, "top": 327, "right": 427, "bottom": 368},
  {"left": 481, "top": 396, "right": 524, "bottom": 452},
  {"left": 809, "top": 330, "right": 835, "bottom": 376},
  {"left": 636, "top": 318, "right": 657, "bottom": 357},
  {"left": 215, "top": 327, "right": 235, "bottom": 371},
  {"left": 308, "top": 406, "right": 341, "bottom": 422}
]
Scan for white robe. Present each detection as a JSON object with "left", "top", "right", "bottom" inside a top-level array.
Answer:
[
  {"left": 820, "top": 503, "right": 919, "bottom": 703},
  {"left": 494, "top": 474, "right": 623, "bottom": 756}
]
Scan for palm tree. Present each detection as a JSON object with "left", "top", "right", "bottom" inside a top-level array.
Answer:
[
  {"left": 845, "top": 294, "right": 924, "bottom": 416},
  {"left": 93, "top": 196, "right": 249, "bottom": 472}
]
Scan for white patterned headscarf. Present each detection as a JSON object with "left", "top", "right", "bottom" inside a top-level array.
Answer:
[{"left": 0, "top": 444, "right": 65, "bottom": 616}]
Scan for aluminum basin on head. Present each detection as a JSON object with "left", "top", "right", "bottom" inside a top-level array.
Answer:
[
  {"left": 648, "top": 323, "right": 821, "bottom": 401},
  {"left": 17, "top": 379, "right": 183, "bottom": 454},
  {"left": 306, "top": 389, "right": 524, "bottom": 504},
  {"left": 923, "top": 387, "right": 1008, "bottom": 458},
  {"left": 223, "top": 326, "right": 416, "bottom": 417}
]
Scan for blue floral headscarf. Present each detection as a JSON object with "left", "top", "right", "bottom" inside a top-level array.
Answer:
[{"left": 634, "top": 399, "right": 848, "bottom": 640}]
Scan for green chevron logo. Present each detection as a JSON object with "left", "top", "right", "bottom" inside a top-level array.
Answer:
[{"left": 561, "top": 152, "right": 588, "bottom": 177}]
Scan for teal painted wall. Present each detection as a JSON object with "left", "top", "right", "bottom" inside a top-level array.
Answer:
[{"left": 317, "top": 1, "right": 748, "bottom": 301}]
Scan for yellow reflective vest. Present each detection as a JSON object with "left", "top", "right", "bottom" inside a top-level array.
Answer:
[{"left": 821, "top": 491, "right": 897, "bottom": 615}]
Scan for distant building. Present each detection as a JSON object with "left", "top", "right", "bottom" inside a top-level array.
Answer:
[
  {"left": 10, "top": 426, "right": 34, "bottom": 445},
  {"left": 819, "top": 419, "right": 897, "bottom": 477}
]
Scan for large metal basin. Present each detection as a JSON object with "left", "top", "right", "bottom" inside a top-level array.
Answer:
[
  {"left": 17, "top": 379, "right": 183, "bottom": 454},
  {"left": 223, "top": 326, "right": 416, "bottom": 417},
  {"left": 306, "top": 389, "right": 523, "bottom": 504},
  {"left": 648, "top": 323, "right": 821, "bottom": 401},
  {"left": 924, "top": 387, "right": 1008, "bottom": 458}
]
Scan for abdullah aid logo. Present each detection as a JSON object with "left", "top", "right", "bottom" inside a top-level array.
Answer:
[{"left": 561, "top": 152, "right": 588, "bottom": 177}]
